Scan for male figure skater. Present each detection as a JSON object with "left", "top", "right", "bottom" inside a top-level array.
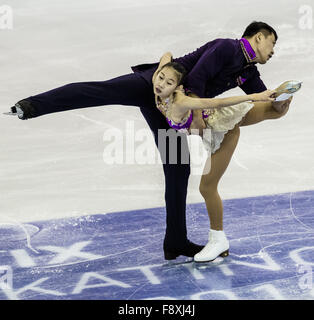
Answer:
[{"left": 9, "top": 21, "right": 292, "bottom": 260}]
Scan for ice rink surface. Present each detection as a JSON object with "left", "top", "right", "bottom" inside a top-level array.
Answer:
[{"left": 0, "top": 0, "right": 314, "bottom": 300}]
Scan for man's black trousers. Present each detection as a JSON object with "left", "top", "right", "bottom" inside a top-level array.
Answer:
[{"left": 26, "top": 72, "right": 192, "bottom": 251}]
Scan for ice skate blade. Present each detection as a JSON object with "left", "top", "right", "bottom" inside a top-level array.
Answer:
[
  {"left": 194, "top": 250, "right": 229, "bottom": 263},
  {"left": 3, "top": 111, "right": 25, "bottom": 119},
  {"left": 275, "top": 93, "right": 293, "bottom": 102},
  {"left": 3, "top": 112, "right": 18, "bottom": 116}
]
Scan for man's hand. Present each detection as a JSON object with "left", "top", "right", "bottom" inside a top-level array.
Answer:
[
  {"left": 186, "top": 91, "right": 206, "bottom": 137},
  {"left": 152, "top": 68, "right": 160, "bottom": 84},
  {"left": 188, "top": 110, "right": 206, "bottom": 137}
]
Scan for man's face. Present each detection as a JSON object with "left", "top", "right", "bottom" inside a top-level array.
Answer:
[{"left": 255, "top": 32, "right": 276, "bottom": 64}]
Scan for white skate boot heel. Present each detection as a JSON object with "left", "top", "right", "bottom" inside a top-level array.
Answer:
[{"left": 194, "top": 229, "right": 229, "bottom": 263}]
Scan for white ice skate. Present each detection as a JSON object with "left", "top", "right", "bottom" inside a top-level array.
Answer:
[
  {"left": 274, "top": 80, "right": 302, "bottom": 101},
  {"left": 194, "top": 229, "right": 229, "bottom": 263}
]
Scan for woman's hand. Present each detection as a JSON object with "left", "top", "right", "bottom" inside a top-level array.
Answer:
[
  {"left": 251, "top": 90, "right": 277, "bottom": 102},
  {"left": 174, "top": 85, "right": 185, "bottom": 94},
  {"left": 152, "top": 52, "right": 173, "bottom": 84},
  {"left": 174, "top": 85, "right": 186, "bottom": 101}
]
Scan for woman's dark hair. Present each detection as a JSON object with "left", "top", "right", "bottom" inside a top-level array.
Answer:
[
  {"left": 160, "top": 62, "right": 187, "bottom": 85},
  {"left": 242, "top": 21, "right": 278, "bottom": 41}
]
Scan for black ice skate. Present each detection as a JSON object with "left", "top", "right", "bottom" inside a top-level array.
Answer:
[{"left": 3, "top": 100, "right": 37, "bottom": 120}]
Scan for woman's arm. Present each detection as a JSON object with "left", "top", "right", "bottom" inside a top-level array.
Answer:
[
  {"left": 152, "top": 52, "right": 173, "bottom": 83},
  {"left": 173, "top": 88, "right": 276, "bottom": 113}
]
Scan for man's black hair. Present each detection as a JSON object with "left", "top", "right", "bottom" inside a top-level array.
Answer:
[{"left": 242, "top": 21, "right": 278, "bottom": 41}]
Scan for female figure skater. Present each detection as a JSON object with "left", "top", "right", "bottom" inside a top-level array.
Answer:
[{"left": 151, "top": 52, "right": 293, "bottom": 262}]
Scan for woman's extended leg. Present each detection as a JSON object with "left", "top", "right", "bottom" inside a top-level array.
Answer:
[
  {"left": 239, "top": 99, "right": 290, "bottom": 127},
  {"left": 198, "top": 99, "right": 289, "bottom": 222},
  {"left": 198, "top": 98, "right": 290, "bottom": 229},
  {"left": 197, "top": 100, "right": 289, "bottom": 232}
]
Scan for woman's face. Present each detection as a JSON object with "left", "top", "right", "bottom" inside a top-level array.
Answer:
[{"left": 154, "top": 67, "right": 179, "bottom": 99}]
